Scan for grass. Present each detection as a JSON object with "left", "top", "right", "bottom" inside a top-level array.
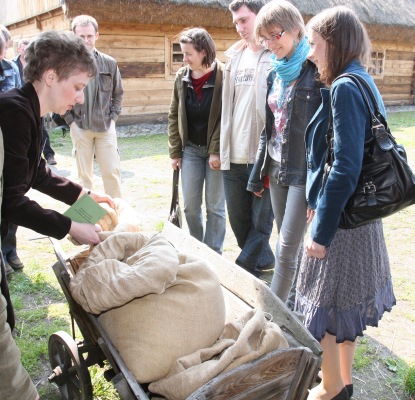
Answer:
[{"left": 8, "top": 110, "right": 415, "bottom": 399}]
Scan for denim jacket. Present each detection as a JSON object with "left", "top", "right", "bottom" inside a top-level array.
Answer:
[
  {"left": 247, "top": 60, "right": 322, "bottom": 192},
  {"left": 0, "top": 60, "right": 21, "bottom": 93},
  {"left": 64, "top": 49, "right": 123, "bottom": 132},
  {"left": 305, "top": 61, "right": 386, "bottom": 246}
]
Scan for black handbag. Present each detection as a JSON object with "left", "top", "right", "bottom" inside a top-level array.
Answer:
[
  {"left": 323, "top": 72, "right": 415, "bottom": 229},
  {"left": 168, "top": 168, "right": 182, "bottom": 228}
]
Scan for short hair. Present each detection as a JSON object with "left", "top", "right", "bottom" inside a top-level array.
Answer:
[
  {"left": 18, "top": 38, "right": 30, "bottom": 48},
  {"left": 229, "top": 0, "right": 266, "bottom": 15},
  {"left": 254, "top": 0, "right": 305, "bottom": 42},
  {"left": 0, "top": 31, "right": 5, "bottom": 55},
  {"left": 71, "top": 15, "right": 99, "bottom": 33},
  {"left": 0, "top": 25, "right": 11, "bottom": 42},
  {"left": 306, "top": 6, "right": 371, "bottom": 85},
  {"left": 177, "top": 27, "right": 216, "bottom": 69},
  {"left": 24, "top": 31, "right": 97, "bottom": 83}
]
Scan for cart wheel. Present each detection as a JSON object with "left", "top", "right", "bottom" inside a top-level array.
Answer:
[{"left": 48, "top": 331, "right": 93, "bottom": 400}]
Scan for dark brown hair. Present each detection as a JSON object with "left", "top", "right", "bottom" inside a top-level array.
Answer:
[
  {"left": 178, "top": 27, "right": 216, "bottom": 68},
  {"left": 24, "top": 31, "right": 97, "bottom": 83},
  {"left": 307, "top": 6, "right": 371, "bottom": 85},
  {"left": 229, "top": 0, "right": 265, "bottom": 15}
]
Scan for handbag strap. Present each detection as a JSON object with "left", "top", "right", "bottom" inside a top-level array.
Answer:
[
  {"left": 337, "top": 73, "right": 387, "bottom": 128},
  {"left": 325, "top": 73, "right": 392, "bottom": 170},
  {"left": 170, "top": 168, "right": 180, "bottom": 213}
]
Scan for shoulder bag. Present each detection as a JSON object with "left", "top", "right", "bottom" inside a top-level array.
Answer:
[
  {"left": 168, "top": 168, "right": 182, "bottom": 228},
  {"left": 323, "top": 72, "right": 415, "bottom": 229}
]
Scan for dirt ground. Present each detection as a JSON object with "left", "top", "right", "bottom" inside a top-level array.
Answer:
[{"left": 15, "top": 126, "right": 415, "bottom": 400}]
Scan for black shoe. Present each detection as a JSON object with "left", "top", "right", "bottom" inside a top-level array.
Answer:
[
  {"left": 345, "top": 384, "right": 353, "bottom": 398},
  {"left": 331, "top": 387, "right": 350, "bottom": 400},
  {"left": 47, "top": 156, "right": 57, "bottom": 165}
]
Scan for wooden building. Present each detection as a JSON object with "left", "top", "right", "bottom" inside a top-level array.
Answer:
[{"left": 1, "top": 0, "right": 414, "bottom": 124}]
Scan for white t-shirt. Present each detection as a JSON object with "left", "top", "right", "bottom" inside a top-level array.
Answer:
[{"left": 230, "top": 47, "right": 262, "bottom": 164}]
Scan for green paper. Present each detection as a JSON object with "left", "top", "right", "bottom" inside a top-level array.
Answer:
[{"left": 63, "top": 194, "right": 108, "bottom": 224}]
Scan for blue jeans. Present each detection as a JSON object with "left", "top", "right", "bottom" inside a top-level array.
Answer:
[
  {"left": 268, "top": 160, "right": 308, "bottom": 302},
  {"left": 181, "top": 142, "right": 226, "bottom": 254},
  {"left": 222, "top": 163, "right": 274, "bottom": 276}
]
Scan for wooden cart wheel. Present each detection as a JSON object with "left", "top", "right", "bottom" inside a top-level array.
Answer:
[{"left": 48, "top": 331, "right": 93, "bottom": 400}]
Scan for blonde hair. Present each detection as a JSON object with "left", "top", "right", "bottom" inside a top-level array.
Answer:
[
  {"left": 254, "top": 0, "right": 305, "bottom": 42},
  {"left": 71, "top": 15, "right": 99, "bottom": 33}
]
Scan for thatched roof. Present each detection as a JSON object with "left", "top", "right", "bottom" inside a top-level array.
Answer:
[
  {"left": 62, "top": 0, "right": 415, "bottom": 43},
  {"left": 64, "top": 0, "right": 415, "bottom": 27}
]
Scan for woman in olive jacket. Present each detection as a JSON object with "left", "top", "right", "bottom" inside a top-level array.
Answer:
[{"left": 168, "top": 28, "right": 225, "bottom": 254}]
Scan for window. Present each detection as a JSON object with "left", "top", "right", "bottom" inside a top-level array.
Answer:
[
  {"left": 369, "top": 51, "right": 384, "bottom": 78},
  {"left": 171, "top": 42, "right": 183, "bottom": 75}
]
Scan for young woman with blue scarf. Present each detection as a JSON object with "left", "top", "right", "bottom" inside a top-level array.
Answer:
[{"left": 247, "top": 0, "right": 323, "bottom": 303}]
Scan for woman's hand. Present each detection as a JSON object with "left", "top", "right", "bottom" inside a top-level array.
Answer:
[
  {"left": 171, "top": 158, "right": 181, "bottom": 170},
  {"left": 69, "top": 221, "right": 102, "bottom": 245},
  {"left": 209, "top": 154, "right": 221, "bottom": 170},
  {"left": 305, "top": 237, "right": 327, "bottom": 259},
  {"left": 307, "top": 208, "right": 315, "bottom": 224},
  {"left": 253, "top": 188, "right": 264, "bottom": 198}
]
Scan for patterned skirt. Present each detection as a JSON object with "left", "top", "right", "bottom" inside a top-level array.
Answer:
[{"left": 295, "top": 220, "right": 396, "bottom": 343}]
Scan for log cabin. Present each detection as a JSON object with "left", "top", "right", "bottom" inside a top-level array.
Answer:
[{"left": 1, "top": 0, "right": 414, "bottom": 124}]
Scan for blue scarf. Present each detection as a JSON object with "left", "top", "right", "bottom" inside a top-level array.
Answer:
[{"left": 270, "top": 36, "right": 310, "bottom": 107}]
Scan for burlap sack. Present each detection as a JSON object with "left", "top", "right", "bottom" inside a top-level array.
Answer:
[
  {"left": 70, "top": 232, "right": 226, "bottom": 384},
  {"left": 149, "top": 308, "right": 289, "bottom": 400},
  {"left": 70, "top": 233, "right": 179, "bottom": 314}
]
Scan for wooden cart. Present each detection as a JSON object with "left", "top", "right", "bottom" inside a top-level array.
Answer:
[{"left": 48, "top": 222, "right": 322, "bottom": 400}]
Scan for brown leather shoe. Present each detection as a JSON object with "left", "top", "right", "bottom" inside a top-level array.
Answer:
[
  {"left": 8, "top": 256, "right": 24, "bottom": 270},
  {"left": 5, "top": 262, "right": 14, "bottom": 276}
]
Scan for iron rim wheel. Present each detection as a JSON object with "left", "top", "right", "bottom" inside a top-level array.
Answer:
[{"left": 48, "top": 331, "right": 93, "bottom": 400}]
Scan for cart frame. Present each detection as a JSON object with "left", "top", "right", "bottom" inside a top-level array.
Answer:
[{"left": 48, "top": 222, "right": 322, "bottom": 400}]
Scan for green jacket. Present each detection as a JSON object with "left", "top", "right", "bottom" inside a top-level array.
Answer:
[{"left": 168, "top": 60, "right": 224, "bottom": 159}]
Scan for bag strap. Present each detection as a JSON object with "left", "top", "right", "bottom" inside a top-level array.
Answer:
[
  {"left": 337, "top": 73, "right": 388, "bottom": 128},
  {"left": 169, "top": 168, "right": 180, "bottom": 214},
  {"left": 325, "top": 73, "right": 393, "bottom": 170},
  {"left": 322, "top": 73, "right": 392, "bottom": 192}
]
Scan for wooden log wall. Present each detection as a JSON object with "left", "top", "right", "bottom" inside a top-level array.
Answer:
[
  {"left": 98, "top": 23, "right": 239, "bottom": 122},
  {"left": 6, "top": 13, "right": 415, "bottom": 121},
  {"left": 1, "top": 0, "right": 61, "bottom": 26},
  {"left": 373, "top": 41, "right": 415, "bottom": 105}
]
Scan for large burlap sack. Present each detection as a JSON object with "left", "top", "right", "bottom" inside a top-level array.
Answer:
[
  {"left": 149, "top": 309, "right": 289, "bottom": 400},
  {"left": 70, "top": 233, "right": 179, "bottom": 313},
  {"left": 70, "top": 232, "right": 226, "bottom": 383}
]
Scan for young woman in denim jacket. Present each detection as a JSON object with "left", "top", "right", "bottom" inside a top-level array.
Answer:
[
  {"left": 297, "top": 7, "right": 396, "bottom": 400},
  {"left": 168, "top": 28, "right": 226, "bottom": 254},
  {"left": 247, "top": 0, "right": 323, "bottom": 302}
]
